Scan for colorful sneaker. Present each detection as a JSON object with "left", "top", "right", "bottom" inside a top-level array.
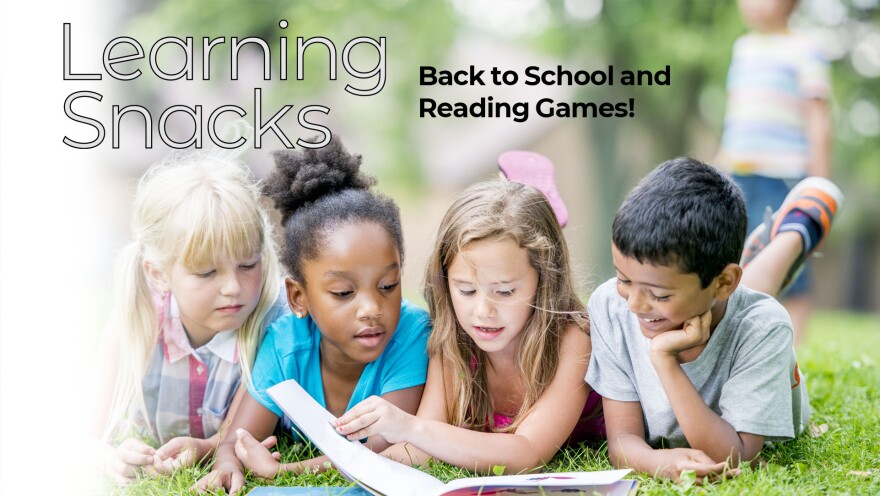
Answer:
[
  {"left": 497, "top": 150, "right": 569, "bottom": 227},
  {"left": 741, "top": 177, "right": 844, "bottom": 293}
]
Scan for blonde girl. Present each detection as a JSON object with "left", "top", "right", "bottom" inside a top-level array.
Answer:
[
  {"left": 94, "top": 154, "right": 288, "bottom": 483},
  {"left": 332, "top": 180, "right": 604, "bottom": 472}
]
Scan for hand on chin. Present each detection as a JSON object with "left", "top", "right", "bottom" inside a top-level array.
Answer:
[{"left": 649, "top": 311, "right": 712, "bottom": 360}]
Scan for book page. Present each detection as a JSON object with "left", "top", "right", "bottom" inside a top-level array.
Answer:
[
  {"left": 267, "top": 380, "right": 445, "bottom": 496},
  {"left": 248, "top": 482, "right": 637, "bottom": 496},
  {"left": 437, "top": 469, "right": 634, "bottom": 496},
  {"left": 268, "top": 380, "right": 635, "bottom": 496}
]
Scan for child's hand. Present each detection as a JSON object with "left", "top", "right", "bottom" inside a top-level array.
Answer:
[
  {"left": 649, "top": 310, "right": 712, "bottom": 359},
  {"left": 151, "top": 436, "right": 210, "bottom": 474},
  {"left": 193, "top": 461, "right": 245, "bottom": 495},
  {"left": 333, "top": 396, "right": 413, "bottom": 444},
  {"left": 233, "top": 428, "right": 283, "bottom": 479},
  {"left": 660, "top": 448, "right": 740, "bottom": 483},
  {"left": 103, "top": 438, "right": 156, "bottom": 483}
]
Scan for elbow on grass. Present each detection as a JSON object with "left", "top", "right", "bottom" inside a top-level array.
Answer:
[{"left": 606, "top": 442, "right": 632, "bottom": 470}]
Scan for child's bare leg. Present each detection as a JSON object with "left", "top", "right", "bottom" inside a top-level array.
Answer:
[
  {"left": 741, "top": 231, "right": 803, "bottom": 298},
  {"left": 783, "top": 296, "right": 812, "bottom": 347}
]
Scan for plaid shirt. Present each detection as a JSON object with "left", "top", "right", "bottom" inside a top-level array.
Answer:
[{"left": 130, "top": 289, "right": 287, "bottom": 445}]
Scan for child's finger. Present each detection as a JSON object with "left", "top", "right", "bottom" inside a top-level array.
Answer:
[
  {"left": 272, "top": 452, "right": 281, "bottom": 461},
  {"left": 235, "top": 437, "right": 277, "bottom": 480},
  {"left": 158, "top": 458, "right": 176, "bottom": 475},
  {"left": 149, "top": 457, "right": 175, "bottom": 475},
  {"left": 192, "top": 476, "right": 207, "bottom": 493},
  {"left": 700, "top": 310, "right": 712, "bottom": 327},
  {"left": 236, "top": 428, "right": 266, "bottom": 453},
  {"left": 684, "top": 315, "right": 701, "bottom": 334},
  {"left": 193, "top": 471, "right": 222, "bottom": 493},
  {"left": 344, "top": 424, "right": 373, "bottom": 441},
  {"left": 694, "top": 461, "right": 729, "bottom": 478},
  {"left": 698, "top": 469, "right": 736, "bottom": 485},
  {"left": 334, "top": 407, "right": 364, "bottom": 427},
  {"left": 229, "top": 472, "right": 245, "bottom": 495},
  {"left": 710, "top": 467, "right": 740, "bottom": 482},
  {"left": 336, "top": 412, "right": 378, "bottom": 436},
  {"left": 260, "top": 435, "right": 278, "bottom": 450},
  {"left": 334, "top": 395, "right": 381, "bottom": 426},
  {"left": 117, "top": 449, "right": 156, "bottom": 467},
  {"left": 120, "top": 437, "right": 156, "bottom": 455},
  {"left": 684, "top": 312, "right": 711, "bottom": 344},
  {"left": 154, "top": 437, "right": 185, "bottom": 460},
  {"left": 234, "top": 436, "right": 249, "bottom": 461},
  {"left": 346, "top": 431, "right": 368, "bottom": 441},
  {"left": 699, "top": 310, "right": 712, "bottom": 338},
  {"left": 173, "top": 447, "right": 196, "bottom": 468}
]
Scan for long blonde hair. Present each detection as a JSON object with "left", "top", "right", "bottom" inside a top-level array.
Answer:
[
  {"left": 424, "top": 181, "right": 588, "bottom": 433},
  {"left": 102, "top": 154, "right": 282, "bottom": 442}
]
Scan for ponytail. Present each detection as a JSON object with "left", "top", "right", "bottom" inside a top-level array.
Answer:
[{"left": 102, "top": 242, "right": 157, "bottom": 443}]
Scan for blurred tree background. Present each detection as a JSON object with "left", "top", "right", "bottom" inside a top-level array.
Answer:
[{"left": 101, "top": 0, "right": 880, "bottom": 312}]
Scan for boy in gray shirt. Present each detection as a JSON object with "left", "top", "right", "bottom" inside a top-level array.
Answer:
[{"left": 586, "top": 158, "right": 843, "bottom": 481}]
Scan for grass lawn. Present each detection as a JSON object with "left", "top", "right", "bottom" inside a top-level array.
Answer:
[{"left": 116, "top": 311, "right": 880, "bottom": 495}]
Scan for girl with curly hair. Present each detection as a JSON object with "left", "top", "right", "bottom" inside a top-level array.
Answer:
[{"left": 197, "top": 138, "right": 430, "bottom": 493}]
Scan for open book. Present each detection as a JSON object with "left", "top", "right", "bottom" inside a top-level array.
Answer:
[{"left": 265, "top": 380, "right": 637, "bottom": 496}]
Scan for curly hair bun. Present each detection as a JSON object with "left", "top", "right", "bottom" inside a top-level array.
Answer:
[{"left": 264, "top": 137, "right": 376, "bottom": 224}]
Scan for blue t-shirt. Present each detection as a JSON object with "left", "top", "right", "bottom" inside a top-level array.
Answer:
[{"left": 248, "top": 300, "right": 431, "bottom": 430}]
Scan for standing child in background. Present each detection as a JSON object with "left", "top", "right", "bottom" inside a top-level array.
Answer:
[
  {"left": 94, "top": 155, "right": 289, "bottom": 483},
  {"left": 587, "top": 158, "right": 842, "bottom": 481},
  {"left": 331, "top": 177, "right": 603, "bottom": 473},
  {"left": 197, "top": 139, "right": 431, "bottom": 494},
  {"left": 715, "top": 0, "right": 833, "bottom": 345}
]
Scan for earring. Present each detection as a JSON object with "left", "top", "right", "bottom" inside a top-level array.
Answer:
[{"left": 295, "top": 311, "right": 304, "bottom": 319}]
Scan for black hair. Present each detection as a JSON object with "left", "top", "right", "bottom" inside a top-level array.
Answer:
[
  {"left": 263, "top": 137, "right": 403, "bottom": 283},
  {"left": 612, "top": 157, "right": 747, "bottom": 288}
]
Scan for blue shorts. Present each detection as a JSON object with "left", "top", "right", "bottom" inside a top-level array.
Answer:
[{"left": 732, "top": 174, "right": 811, "bottom": 298}]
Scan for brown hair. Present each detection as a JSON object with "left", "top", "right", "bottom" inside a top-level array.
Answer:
[{"left": 424, "top": 180, "right": 588, "bottom": 432}]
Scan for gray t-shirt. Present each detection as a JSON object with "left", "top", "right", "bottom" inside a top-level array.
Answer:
[{"left": 586, "top": 278, "right": 809, "bottom": 448}]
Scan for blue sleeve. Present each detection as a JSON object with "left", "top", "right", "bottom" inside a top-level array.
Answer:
[
  {"left": 379, "top": 302, "right": 431, "bottom": 396},
  {"left": 247, "top": 318, "right": 291, "bottom": 417}
]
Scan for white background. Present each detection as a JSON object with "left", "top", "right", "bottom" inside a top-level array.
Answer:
[{"left": 1, "top": 1, "right": 103, "bottom": 493}]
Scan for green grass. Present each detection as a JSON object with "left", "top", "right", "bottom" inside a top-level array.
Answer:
[{"left": 116, "top": 311, "right": 880, "bottom": 495}]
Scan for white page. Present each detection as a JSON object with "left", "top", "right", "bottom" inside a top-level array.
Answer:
[
  {"left": 267, "top": 380, "right": 633, "bottom": 496},
  {"left": 267, "top": 380, "right": 445, "bottom": 496},
  {"left": 440, "top": 469, "right": 633, "bottom": 492}
]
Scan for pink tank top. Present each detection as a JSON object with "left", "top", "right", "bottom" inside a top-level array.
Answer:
[
  {"left": 491, "top": 390, "right": 605, "bottom": 444},
  {"left": 471, "top": 356, "right": 606, "bottom": 443}
]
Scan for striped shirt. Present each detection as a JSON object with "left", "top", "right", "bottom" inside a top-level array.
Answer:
[
  {"left": 717, "top": 32, "right": 831, "bottom": 178},
  {"left": 128, "top": 288, "right": 288, "bottom": 445}
]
